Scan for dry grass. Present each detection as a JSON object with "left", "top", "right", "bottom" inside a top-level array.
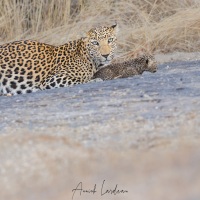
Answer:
[{"left": 1, "top": 0, "right": 200, "bottom": 54}]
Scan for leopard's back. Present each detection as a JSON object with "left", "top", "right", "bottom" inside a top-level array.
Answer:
[{"left": 0, "top": 40, "right": 55, "bottom": 95}]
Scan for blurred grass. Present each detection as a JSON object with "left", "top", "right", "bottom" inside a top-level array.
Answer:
[{"left": 1, "top": 0, "right": 200, "bottom": 54}]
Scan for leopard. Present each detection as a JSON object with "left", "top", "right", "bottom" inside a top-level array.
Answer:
[
  {"left": 92, "top": 53, "right": 157, "bottom": 81},
  {"left": 0, "top": 24, "right": 118, "bottom": 95}
]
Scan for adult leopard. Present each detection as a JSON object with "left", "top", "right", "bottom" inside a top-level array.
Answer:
[{"left": 0, "top": 24, "right": 118, "bottom": 95}]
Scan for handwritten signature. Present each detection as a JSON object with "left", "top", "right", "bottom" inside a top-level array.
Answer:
[{"left": 72, "top": 180, "right": 128, "bottom": 199}]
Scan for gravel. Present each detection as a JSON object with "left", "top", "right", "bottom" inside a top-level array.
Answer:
[{"left": 0, "top": 59, "right": 200, "bottom": 200}]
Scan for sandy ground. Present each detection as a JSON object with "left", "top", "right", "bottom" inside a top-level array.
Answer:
[{"left": 0, "top": 52, "right": 200, "bottom": 200}]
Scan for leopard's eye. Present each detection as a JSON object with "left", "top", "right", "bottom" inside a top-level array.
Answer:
[
  {"left": 91, "top": 40, "right": 99, "bottom": 46},
  {"left": 108, "top": 38, "right": 114, "bottom": 43}
]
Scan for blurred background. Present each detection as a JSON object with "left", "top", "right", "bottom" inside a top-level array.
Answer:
[{"left": 1, "top": 0, "right": 200, "bottom": 54}]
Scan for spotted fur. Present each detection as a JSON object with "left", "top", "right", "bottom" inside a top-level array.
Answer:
[
  {"left": 0, "top": 24, "right": 118, "bottom": 95},
  {"left": 92, "top": 53, "right": 157, "bottom": 81}
]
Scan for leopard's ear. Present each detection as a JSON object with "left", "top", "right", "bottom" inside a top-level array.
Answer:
[
  {"left": 81, "top": 36, "right": 89, "bottom": 42},
  {"left": 111, "top": 22, "right": 118, "bottom": 34}
]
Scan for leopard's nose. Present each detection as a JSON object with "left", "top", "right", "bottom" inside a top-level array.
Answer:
[{"left": 102, "top": 54, "right": 109, "bottom": 59}]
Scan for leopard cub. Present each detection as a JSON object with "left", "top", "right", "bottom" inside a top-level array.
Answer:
[{"left": 92, "top": 53, "right": 157, "bottom": 81}]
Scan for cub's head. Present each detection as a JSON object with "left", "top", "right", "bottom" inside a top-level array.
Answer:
[
  {"left": 84, "top": 24, "right": 118, "bottom": 68},
  {"left": 145, "top": 54, "right": 157, "bottom": 73}
]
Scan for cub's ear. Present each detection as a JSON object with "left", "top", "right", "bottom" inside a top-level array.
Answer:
[
  {"left": 111, "top": 22, "right": 118, "bottom": 34},
  {"left": 134, "top": 48, "right": 148, "bottom": 57}
]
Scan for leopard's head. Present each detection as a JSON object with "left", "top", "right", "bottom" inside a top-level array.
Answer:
[{"left": 84, "top": 24, "right": 118, "bottom": 68}]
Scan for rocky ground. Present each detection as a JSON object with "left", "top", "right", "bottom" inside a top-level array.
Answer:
[{"left": 0, "top": 53, "right": 200, "bottom": 200}]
